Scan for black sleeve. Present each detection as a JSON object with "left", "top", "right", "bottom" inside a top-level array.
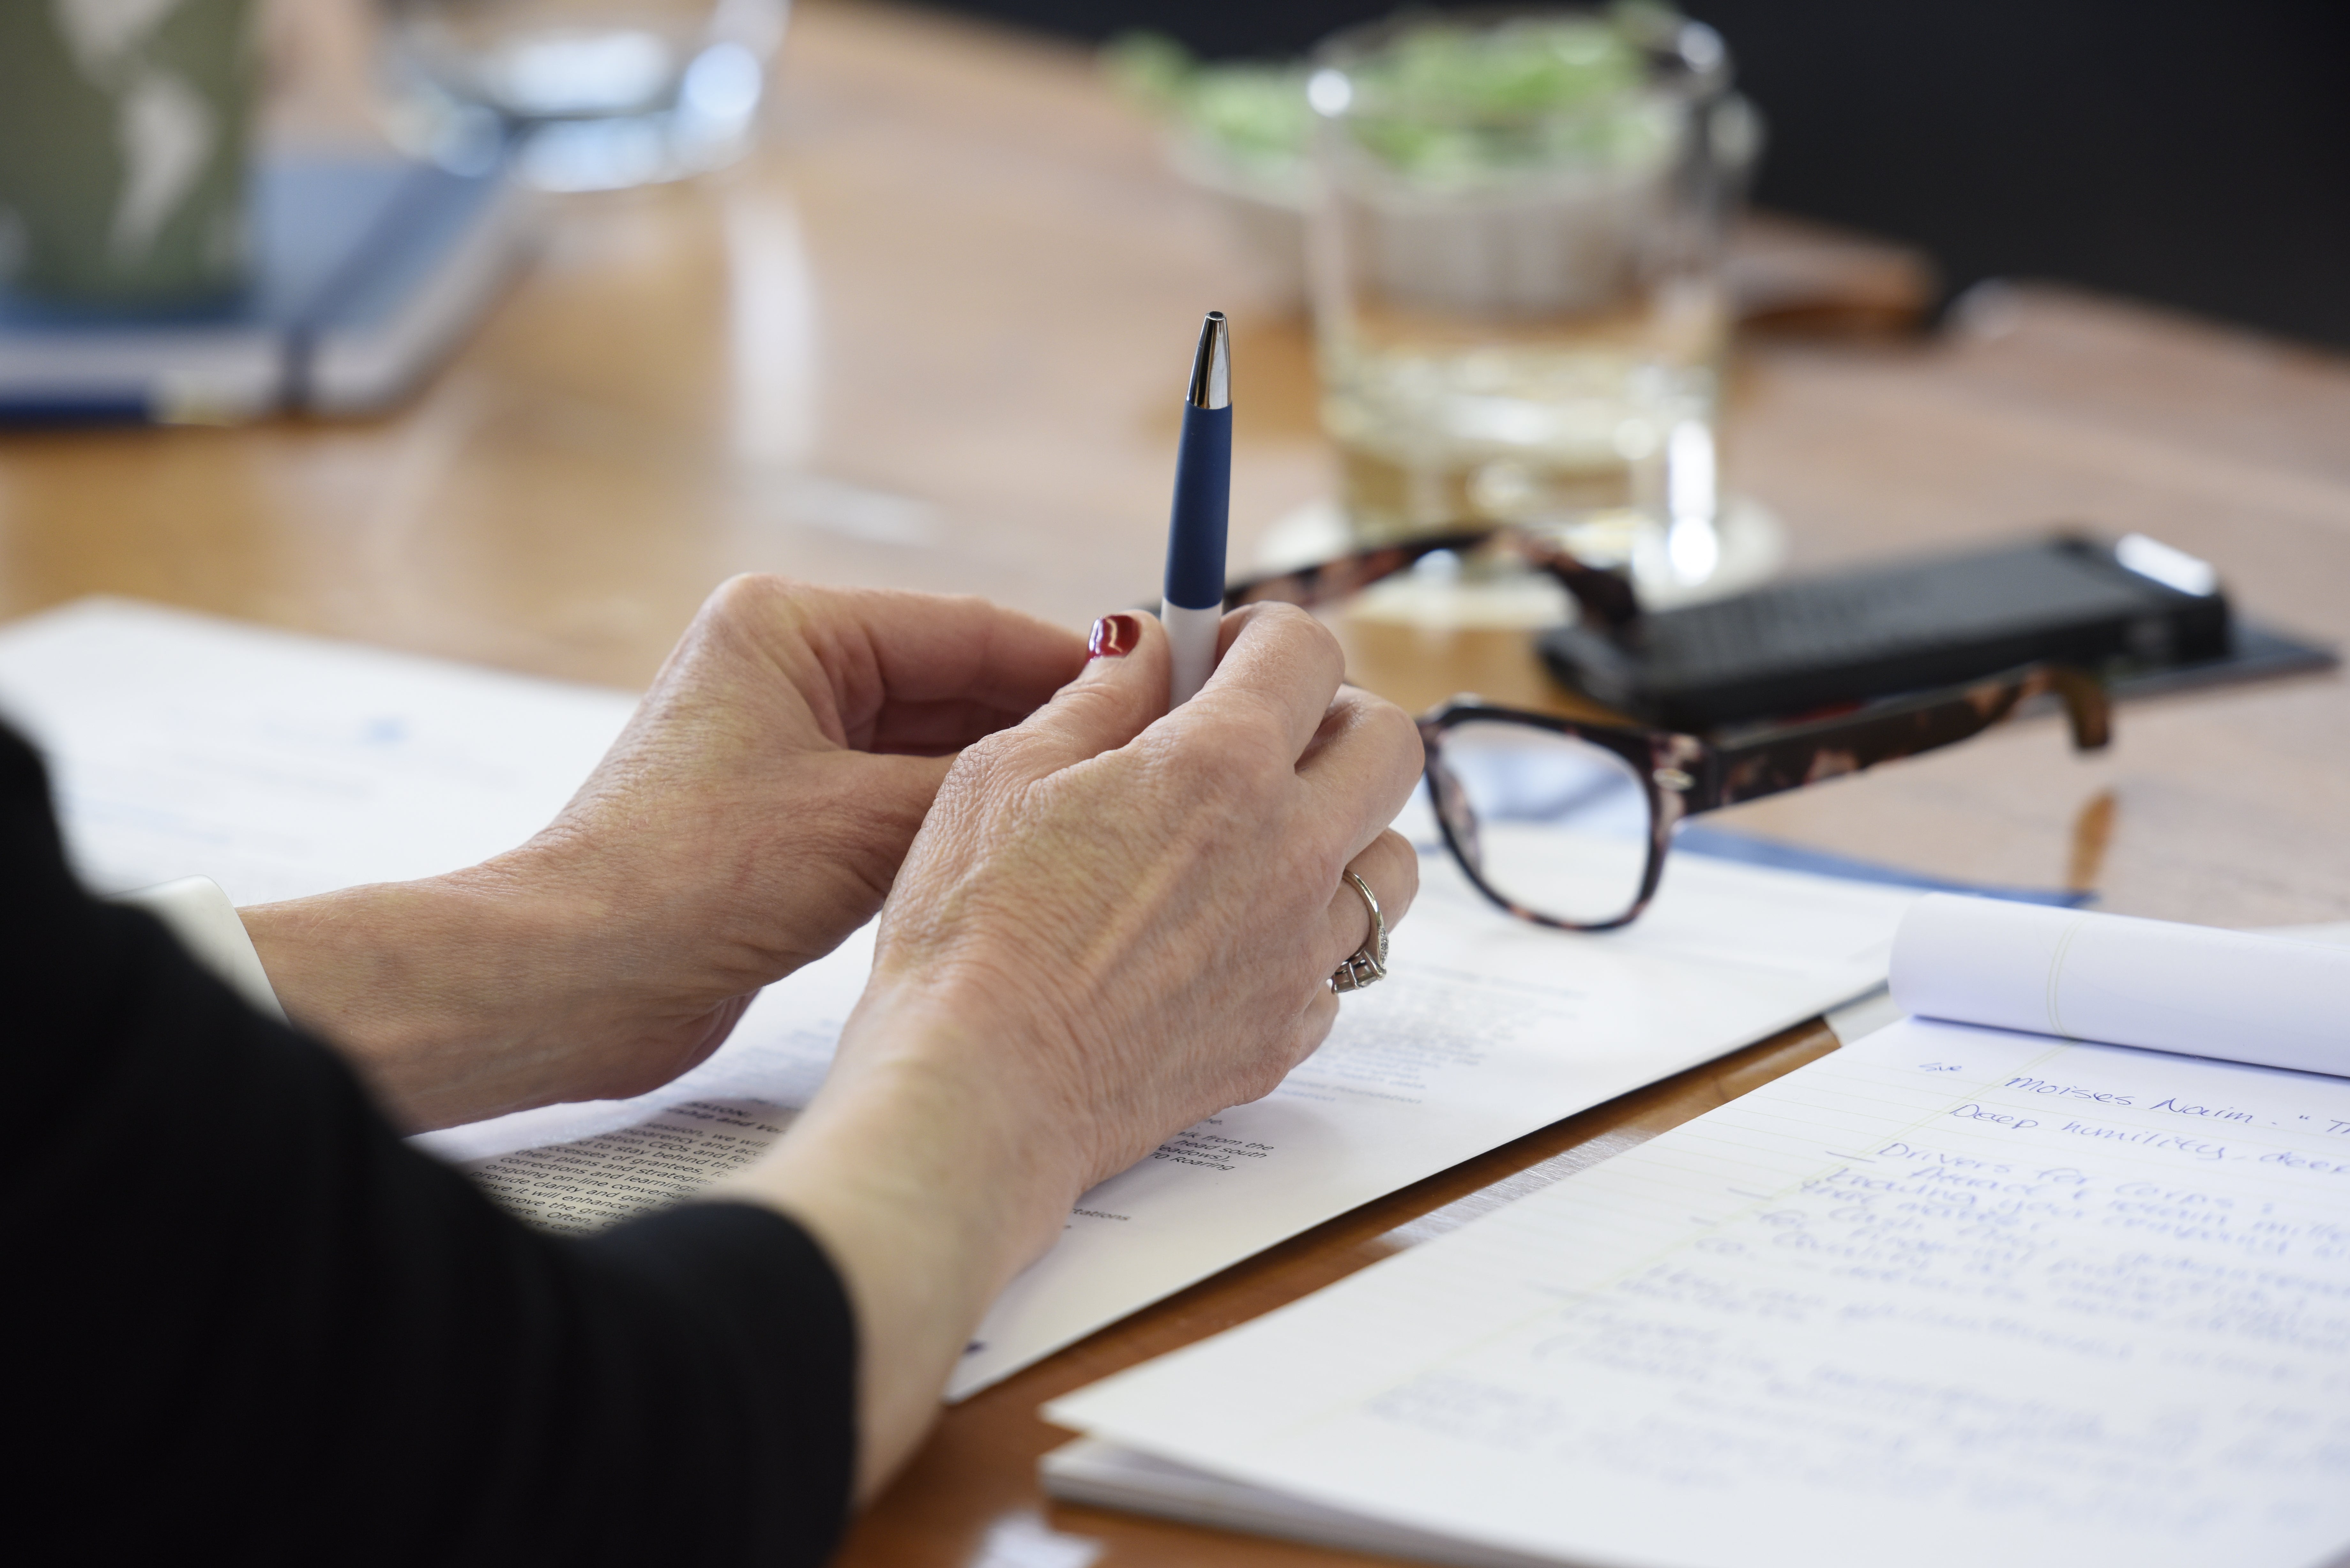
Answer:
[{"left": 2, "top": 723, "right": 857, "bottom": 1567}]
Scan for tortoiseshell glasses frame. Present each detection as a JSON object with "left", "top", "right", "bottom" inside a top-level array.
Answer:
[{"left": 1220, "top": 527, "right": 2115, "bottom": 932}]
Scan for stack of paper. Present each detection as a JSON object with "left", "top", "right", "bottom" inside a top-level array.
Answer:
[
  {"left": 1045, "top": 898, "right": 2350, "bottom": 1568},
  {"left": 0, "top": 597, "right": 1922, "bottom": 1399}
]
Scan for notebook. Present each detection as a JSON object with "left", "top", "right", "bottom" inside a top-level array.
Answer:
[
  {"left": 1046, "top": 895, "right": 2350, "bottom": 1568},
  {"left": 0, "top": 155, "right": 535, "bottom": 422}
]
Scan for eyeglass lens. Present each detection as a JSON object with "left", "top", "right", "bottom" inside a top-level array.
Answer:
[{"left": 1431, "top": 720, "right": 1656, "bottom": 927}]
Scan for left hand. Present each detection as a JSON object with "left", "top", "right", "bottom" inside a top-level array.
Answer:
[{"left": 241, "top": 577, "right": 1086, "bottom": 1129}]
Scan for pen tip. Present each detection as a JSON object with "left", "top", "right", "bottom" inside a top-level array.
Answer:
[{"left": 1187, "top": 311, "right": 1231, "bottom": 411}]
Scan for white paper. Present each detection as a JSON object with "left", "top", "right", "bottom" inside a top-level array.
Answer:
[
  {"left": 1893, "top": 893, "right": 2350, "bottom": 1077},
  {"left": 942, "top": 848, "right": 1913, "bottom": 1397},
  {"left": 1049, "top": 1016, "right": 2350, "bottom": 1568},
  {"left": 0, "top": 598, "right": 1922, "bottom": 1401},
  {"left": 419, "top": 831, "right": 1918, "bottom": 1399},
  {"left": 0, "top": 598, "right": 635, "bottom": 905},
  {"left": 411, "top": 840, "right": 1917, "bottom": 1399}
]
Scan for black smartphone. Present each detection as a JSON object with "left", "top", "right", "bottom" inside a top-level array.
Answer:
[{"left": 1537, "top": 532, "right": 2231, "bottom": 729}]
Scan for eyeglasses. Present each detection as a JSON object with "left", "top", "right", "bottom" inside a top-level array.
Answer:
[{"left": 1220, "top": 527, "right": 2114, "bottom": 931}]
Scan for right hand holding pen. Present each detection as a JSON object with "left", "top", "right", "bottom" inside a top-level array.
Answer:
[{"left": 860, "top": 602, "right": 1424, "bottom": 1201}]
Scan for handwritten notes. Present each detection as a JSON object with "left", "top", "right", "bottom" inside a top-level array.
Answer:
[{"left": 1049, "top": 1018, "right": 2350, "bottom": 1568}]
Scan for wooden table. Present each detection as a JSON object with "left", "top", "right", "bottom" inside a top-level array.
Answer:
[{"left": 5, "top": 2, "right": 2347, "bottom": 1562}]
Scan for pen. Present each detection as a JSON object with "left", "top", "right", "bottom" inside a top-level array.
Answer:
[{"left": 1163, "top": 310, "right": 1231, "bottom": 708}]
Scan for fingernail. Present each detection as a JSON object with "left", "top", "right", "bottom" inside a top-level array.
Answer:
[{"left": 1087, "top": 614, "right": 1140, "bottom": 660}]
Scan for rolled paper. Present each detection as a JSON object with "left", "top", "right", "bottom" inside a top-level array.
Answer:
[{"left": 1889, "top": 893, "right": 2350, "bottom": 1077}]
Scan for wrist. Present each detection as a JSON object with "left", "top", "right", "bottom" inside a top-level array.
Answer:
[
  {"left": 240, "top": 856, "right": 610, "bottom": 1129},
  {"left": 734, "top": 976, "right": 1095, "bottom": 1289},
  {"left": 817, "top": 979, "right": 1095, "bottom": 1257},
  {"left": 711, "top": 984, "right": 1094, "bottom": 1496}
]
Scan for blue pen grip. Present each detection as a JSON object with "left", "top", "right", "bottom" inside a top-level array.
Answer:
[{"left": 1164, "top": 403, "right": 1232, "bottom": 612}]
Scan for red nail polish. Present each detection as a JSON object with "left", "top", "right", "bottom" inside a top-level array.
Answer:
[{"left": 1088, "top": 614, "right": 1140, "bottom": 659}]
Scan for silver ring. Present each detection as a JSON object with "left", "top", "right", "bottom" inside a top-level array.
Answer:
[{"left": 1330, "top": 871, "right": 1389, "bottom": 992}]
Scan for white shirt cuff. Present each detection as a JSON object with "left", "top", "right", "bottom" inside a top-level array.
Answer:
[{"left": 116, "top": 876, "right": 290, "bottom": 1025}]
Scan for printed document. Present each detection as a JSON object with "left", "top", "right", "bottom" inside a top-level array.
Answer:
[
  {"left": 1047, "top": 901, "right": 2350, "bottom": 1568},
  {"left": 0, "top": 598, "right": 1921, "bottom": 1400}
]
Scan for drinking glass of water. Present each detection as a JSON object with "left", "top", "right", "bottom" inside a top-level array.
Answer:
[
  {"left": 380, "top": 0, "right": 789, "bottom": 191},
  {"left": 1305, "top": 8, "right": 1757, "bottom": 578}
]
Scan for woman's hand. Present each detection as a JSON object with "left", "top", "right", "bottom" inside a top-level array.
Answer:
[
  {"left": 240, "top": 577, "right": 1086, "bottom": 1131},
  {"left": 872, "top": 602, "right": 1424, "bottom": 1196},
  {"left": 721, "top": 604, "right": 1423, "bottom": 1497}
]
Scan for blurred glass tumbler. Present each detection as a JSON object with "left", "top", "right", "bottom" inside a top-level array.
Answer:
[
  {"left": 1306, "top": 8, "right": 1758, "bottom": 566},
  {"left": 380, "top": 0, "right": 789, "bottom": 191},
  {"left": 0, "top": 0, "right": 259, "bottom": 307}
]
